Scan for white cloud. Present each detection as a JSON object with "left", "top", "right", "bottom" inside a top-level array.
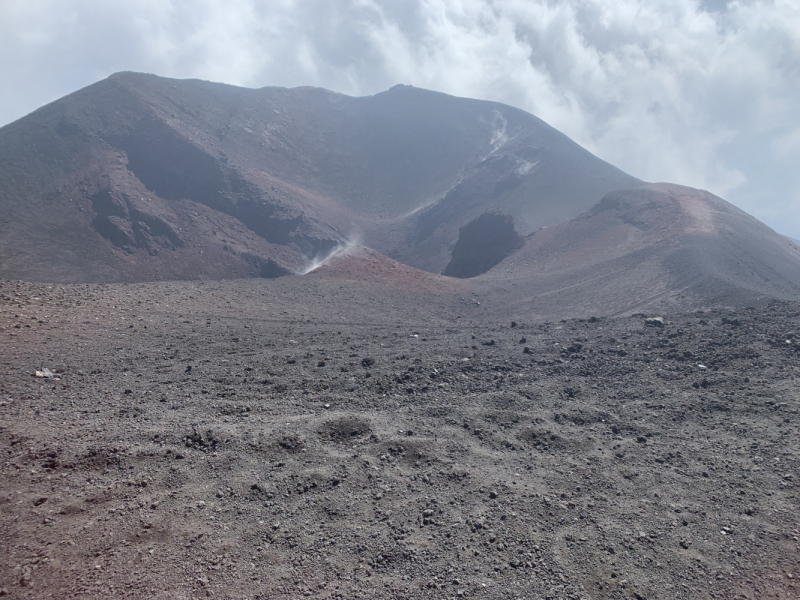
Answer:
[{"left": 0, "top": 0, "right": 798, "bottom": 237}]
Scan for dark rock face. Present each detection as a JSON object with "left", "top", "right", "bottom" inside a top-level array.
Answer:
[
  {"left": 90, "top": 190, "right": 184, "bottom": 252},
  {"left": 443, "top": 211, "right": 524, "bottom": 278}
]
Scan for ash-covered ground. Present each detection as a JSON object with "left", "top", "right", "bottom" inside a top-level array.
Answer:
[{"left": 0, "top": 279, "right": 798, "bottom": 600}]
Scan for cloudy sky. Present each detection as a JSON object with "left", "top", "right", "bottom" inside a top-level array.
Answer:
[{"left": 2, "top": 0, "right": 798, "bottom": 238}]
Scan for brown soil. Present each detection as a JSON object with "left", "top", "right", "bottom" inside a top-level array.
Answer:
[
  {"left": 309, "top": 247, "right": 467, "bottom": 295},
  {"left": 1, "top": 277, "right": 798, "bottom": 599}
]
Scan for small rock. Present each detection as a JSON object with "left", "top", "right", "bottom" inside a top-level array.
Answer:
[
  {"left": 644, "top": 317, "right": 665, "bottom": 327},
  {"left": 488, "top": 490, "right": 498, "bottom": 499}
]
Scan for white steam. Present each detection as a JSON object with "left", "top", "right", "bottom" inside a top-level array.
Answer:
[
  {"left": 488, "top": 110, "right": 510, "bottom": 154},
  {"left": 516, "top": 159, "right": 538, "bottom": 176},
  {"left": 297, "top": 238, "right": 360, "bottom": 275}
]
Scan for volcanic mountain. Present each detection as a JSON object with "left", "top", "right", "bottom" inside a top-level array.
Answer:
[
  {"left": 3, "top": 75, "right": 800, "bottom": 600},
  {"left": 0, "top": 72, "right": 635, "bottom": 282},
  {"left": 0, "top": 72, "right": 798, "bottom": 316}
]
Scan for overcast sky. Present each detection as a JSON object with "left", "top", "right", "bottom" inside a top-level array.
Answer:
[{"left": 1, "top": 0, "right": 798, "bottom": 238}]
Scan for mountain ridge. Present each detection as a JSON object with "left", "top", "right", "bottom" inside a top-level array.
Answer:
[
  {"left": 0, "top": 72, "right": 798, "bottom": 317},
  {"left": 0, "top": 72, "right": 638, "bottom": 282}
]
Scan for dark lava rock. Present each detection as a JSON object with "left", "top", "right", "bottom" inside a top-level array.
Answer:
[{"left": 443, "top": 211, "right": 524, "bottom": 278}]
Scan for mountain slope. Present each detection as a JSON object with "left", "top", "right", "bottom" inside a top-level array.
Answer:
[
  {"left": 474, "top": 184, "right": 800, "bottom": 318},
  {"left": 1, "top": 72, "right": 798, "bottom": 316},
  {"left": 0, "top": 72, "right": 637, "bottom": 282}
]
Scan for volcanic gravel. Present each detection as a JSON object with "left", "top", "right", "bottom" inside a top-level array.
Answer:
[{"left": 1, "top": 278, "right": 799, "bottom": 599}]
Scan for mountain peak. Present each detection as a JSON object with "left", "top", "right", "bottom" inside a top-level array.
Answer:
[{"left": 0, "top": 74, "right": 797, "bottom": 315}]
